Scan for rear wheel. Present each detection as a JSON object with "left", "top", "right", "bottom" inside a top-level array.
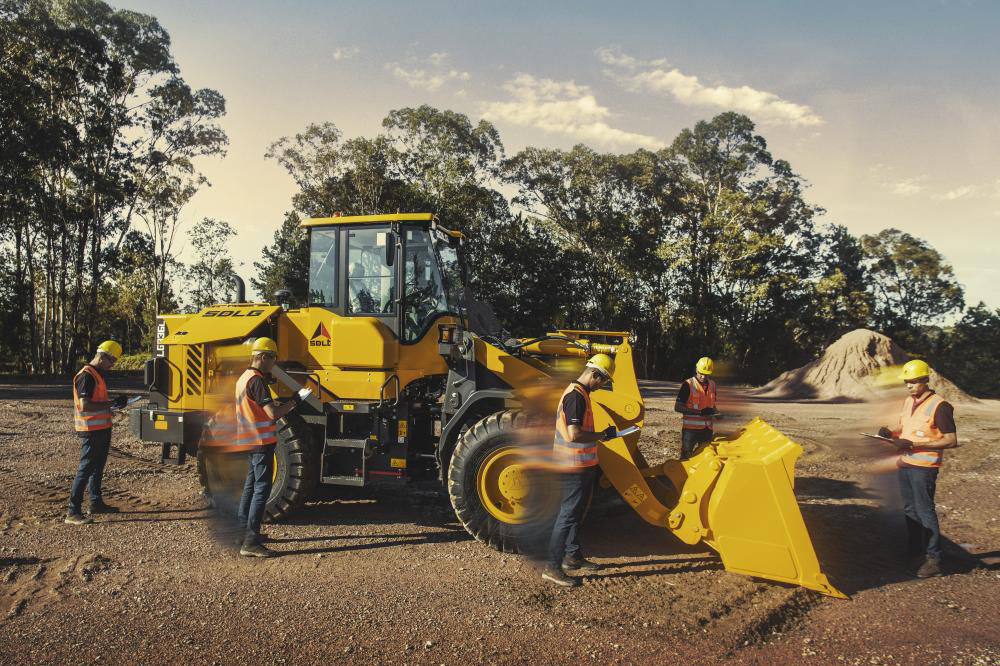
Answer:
[
  {"left": 447, "top": 410, "right": 559, "bottom": 553},
  {"left": 196, "top": 414, "right": 318, "bottom": 523},
  {"left": 264, "top": 414, "right": 318, "bottom": 522}
]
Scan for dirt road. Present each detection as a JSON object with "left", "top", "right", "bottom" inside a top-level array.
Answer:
[{"left": 1, "top": 378, "right": 998, "bottom": 665}]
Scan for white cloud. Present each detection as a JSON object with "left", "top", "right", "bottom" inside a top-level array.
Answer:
[
  {"left": 386, "top": 52, "right": 470, "bottom": 91},
  {"left": 332, "top": 46, "right": 359, "bottom": 61},
  {"left": 595, "top": 46, "right": 666, "bottom": 69},
  {"left": 480, "top": 73, "right": 663, "bottom": 150},
  {"left": 890, "top": 179, "right": 925, "bottom": 196},
  {"left": 932, "top": 185, "right": 977, "bottom": 201},
  {"left": 600, "top": 47, "right": 823, "bottom": 127},
  {"left": 991, "top": 178, "right": 1000, "bottom": 199}
]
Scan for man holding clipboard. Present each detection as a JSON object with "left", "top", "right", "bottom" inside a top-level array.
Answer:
[
  {"left": 871, "top": 359, "right": 958, "bottom": 578},
  {"left": 542, "top": 353, "right": 620, "bottom": 587}
]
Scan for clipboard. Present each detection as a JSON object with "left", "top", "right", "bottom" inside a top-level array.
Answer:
[
  {"left": 615, "top": 425, "right": 640, "bottom": 438},
  {"left": 860, "top": 432, "right": 893, "bottom": 442}
]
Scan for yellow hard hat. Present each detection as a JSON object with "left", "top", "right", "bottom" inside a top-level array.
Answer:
[
  {"left": 97, "top": 340, "right": 122, "bottom": 360},
  {"left": 585, "top": 353, "right": 615, "bottom": 379},
  {"left": 695, "top": 356, "right": 714, "bottom": 375},
  {"left": 251, "top": 337, "right": 278, "bottom": 356},
  {"left": 901, "top": 359, "right": 931, "bottom": 381}
]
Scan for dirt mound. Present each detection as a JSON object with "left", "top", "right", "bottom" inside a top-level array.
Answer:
[{"left": 752, "top": 329, "right": 974, "bottom": 403}]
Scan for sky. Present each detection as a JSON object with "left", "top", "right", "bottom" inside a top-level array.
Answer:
[{"left": 119, "top": 0, "right": 1000, "bottom": 310}]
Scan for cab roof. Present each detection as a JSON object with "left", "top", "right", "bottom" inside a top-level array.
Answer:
[{"left": 300, "top": 212, "right": 434, "bottom": 227}]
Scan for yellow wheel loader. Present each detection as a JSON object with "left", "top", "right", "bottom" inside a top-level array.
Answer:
[{"left": 129, "top": 212, "right": 844, "bottom": 598}]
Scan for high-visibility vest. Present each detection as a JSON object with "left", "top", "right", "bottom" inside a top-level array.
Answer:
[
  {"left": 681, "top": 377, "right": 716, "bottom": 430},
  {"left": 553, "top": 383, "right": 599, "bottom": 470},
  {"left": 73, "top": 365, "right": 112, "bottom": 432},
  {"left": 898, "top": 392, "right": 947, "bottom": 469},
  {"left": 233, "top": 368, "right": 278, "bottom": 450}
]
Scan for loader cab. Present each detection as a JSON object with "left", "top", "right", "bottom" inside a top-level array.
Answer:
[{"left": 303, "top": 213, "right": 466, "bottom": 343}]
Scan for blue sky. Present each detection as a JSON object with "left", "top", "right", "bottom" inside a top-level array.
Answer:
[{"left": 121, "top": 0, "right": 1000, "bottom": 310}]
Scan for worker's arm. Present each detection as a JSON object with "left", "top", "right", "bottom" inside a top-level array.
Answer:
[
  {"left": 674, "top": 400, "right": 704, "bottom": 416},
  {"left": 262, "top": 400, "right": 297, "bottom": 422},
  {"left": 919, "top": 432, "right": 958, "bottom": 449},
  {"left": 81, "top": 397, "right": 114, "bottom": 411},
  {"left": 566, "top": 424, "right": 609, "bottom": 444}
]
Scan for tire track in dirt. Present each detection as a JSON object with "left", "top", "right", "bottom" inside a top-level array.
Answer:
[{"left": 0, "top": 553, "right": 112, "bottom": 622}]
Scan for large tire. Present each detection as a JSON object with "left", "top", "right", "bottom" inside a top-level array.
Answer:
[
  {"left": 196, "top": 414, "right": 318, "bottom": 523},
  {"left": 264, "top": 414, "right": 318, "bottom": 522},
  {"left": 447, "top": 410, "right": 559, "bottom": 554}
]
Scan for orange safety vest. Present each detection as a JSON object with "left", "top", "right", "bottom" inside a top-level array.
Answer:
[
  {"left": 681, "top": 377, "right": 716, "bottom": 430},
  {"left": 233, "top": 368, "right": 278, "bottom": 450},
  {"left": 73, "top": 365, "right": 112, "bottom": 432},
  {"left": 897, "top": 392, "right": 946, "bottom": 469},
  {"left": 553, "top": 383, "right": 599, "bottom": 470}
]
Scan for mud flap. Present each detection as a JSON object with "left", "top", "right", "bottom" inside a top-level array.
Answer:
[{"left": 700, "top": 419, "right": 846, "bottom": 598}]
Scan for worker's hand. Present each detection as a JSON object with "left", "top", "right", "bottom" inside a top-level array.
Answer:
[
  {"left": 599, "top": 426, "right": 617, "bottom": 441},
  {"left": 877, "top": 426, "right": 893, "bottom": 439},
  {"left": 292, "top": 388, "right": 313, "bottom": 404},
  {"left": 892, "top": 438, "right": 913, "bottom": 451},
  {"left": 113, "top": 395, "right": 128, "bottom": 409},
  {"left": 700, "top": 407, "right": 717, "bottom": 416}
]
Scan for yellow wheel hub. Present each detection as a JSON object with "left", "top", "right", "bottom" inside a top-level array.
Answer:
[{"left": 476, "top": 446, "right": 529, "bottom": 524}]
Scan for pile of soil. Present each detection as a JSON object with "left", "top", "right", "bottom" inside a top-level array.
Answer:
[{"left": 752, "top": 328, "right": 973, "bottom": 402}]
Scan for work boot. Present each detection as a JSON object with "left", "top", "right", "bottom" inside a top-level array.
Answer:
[
  {"left": 239, "top": 542, "right": 275, "bottom": 558},
  {"left": 562, "top": 555, "right": 602, "bottom": 572},
  {"left": 541, "top": 566, "right": 579, "bottom": 588},
  {"left": 64, "top": 511, "right": 93, "bottom": 525},
  {"left": 916, "top": 557, "right": 942, "bottom": 578},
  {"left": 88, "top": 499, "right": 120, "bottom": 514}
]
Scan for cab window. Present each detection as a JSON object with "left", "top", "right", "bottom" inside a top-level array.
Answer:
[
  {"left": 308, "top": 228, "right": 339, "bottom": 307},
  {"left": 346, "top": 228, "right": 395, "bottom": 315}
]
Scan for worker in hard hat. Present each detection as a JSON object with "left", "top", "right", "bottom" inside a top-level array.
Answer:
[
  {"left": 674, "top": 357, "right": 719, "bottom": 460},
  {"left": 876, "top": 359, "right": 958, "bottom": 578},
  {"left": 66, "top": 341, "right": 129, "bottom": 524},
  {"left": 542, "top": 353, "right": 618, "bottom": 587},
  {"left": 235, "top": 337, "right": 312, "bottom": 557}
]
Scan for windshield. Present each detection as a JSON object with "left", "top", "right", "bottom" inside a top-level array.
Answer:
[{"left": 402, "top": 227, "right": 465, "bottom": 341}]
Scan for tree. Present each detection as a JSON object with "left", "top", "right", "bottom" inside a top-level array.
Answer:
[
  {"left": 251, "top": 211, "right": 310, "bottom": 304},
  {"left": 0, "top": 0, "right": 226, "bottom": 371},
  {"left": 932, "top": 303, "right": 1000, "bottom": 398},
  {"left": 186, "top": 218, "right": 238, "bottom": 311},
  {"left": 861, "top": 228, "right": 964, "bottom": 335}
]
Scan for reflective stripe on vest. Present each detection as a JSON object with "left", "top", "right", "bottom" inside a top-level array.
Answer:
[
  {"left": 682, "top": 377, "right": 716, "bottom": 430},
  {"left": 73, "top": 365, "right": 112, "bottom": 432},
  {"left": 235, "top": 368, "right": 277, "bottom": 448},
  {"left": 553, "top": 383, "right": 599, "bottom": 469},
  {"left": 898, "top": 392, "right": 945, "bottom": 468}
]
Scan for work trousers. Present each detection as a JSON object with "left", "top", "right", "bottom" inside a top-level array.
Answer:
[
  {"left": 680, "top": 427, "right": 713, "bottom": 460},
  {"left": 548, "top": 466, "right": 598, "bottom": 567},
  {"left": 237, "top": 445, "right": 275, "bottom": 544},
  {"left": 68, "top": 428, "right": 112, "bottom": 513},
  {"left": 898, "top": 464, "right": 941, "bottom": 560}
]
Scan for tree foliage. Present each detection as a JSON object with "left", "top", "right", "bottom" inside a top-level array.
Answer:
[{"left": 0, "top": 0, "right": 226, "bottom": 371}]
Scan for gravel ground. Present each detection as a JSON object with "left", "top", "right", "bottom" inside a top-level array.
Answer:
[{"left": 1, "top": 378, "right": 998, "bottom": 665}]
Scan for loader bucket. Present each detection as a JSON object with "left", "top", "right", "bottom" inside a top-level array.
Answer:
[
  {"left": 601, "top": 417, "right": 845, "bottom": 598},
  {"left": 698, "top": 419, "right": 845, "bottom": 598}
]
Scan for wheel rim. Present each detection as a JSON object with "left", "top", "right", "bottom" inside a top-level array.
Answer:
[{"left": 476, "top": 446, "right": 528, "bottom": 524}]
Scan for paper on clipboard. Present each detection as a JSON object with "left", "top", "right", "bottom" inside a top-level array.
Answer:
[
  {"left": 860, "top": 432, "right": 893, "bottom": 442},
  {"left": 615, "top": 425, "right": 640, "bottom": 438}
]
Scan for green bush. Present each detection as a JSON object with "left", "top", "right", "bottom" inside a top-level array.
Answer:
[{"left": 115, "top": 352, "right": 150, "bottom": 371}]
